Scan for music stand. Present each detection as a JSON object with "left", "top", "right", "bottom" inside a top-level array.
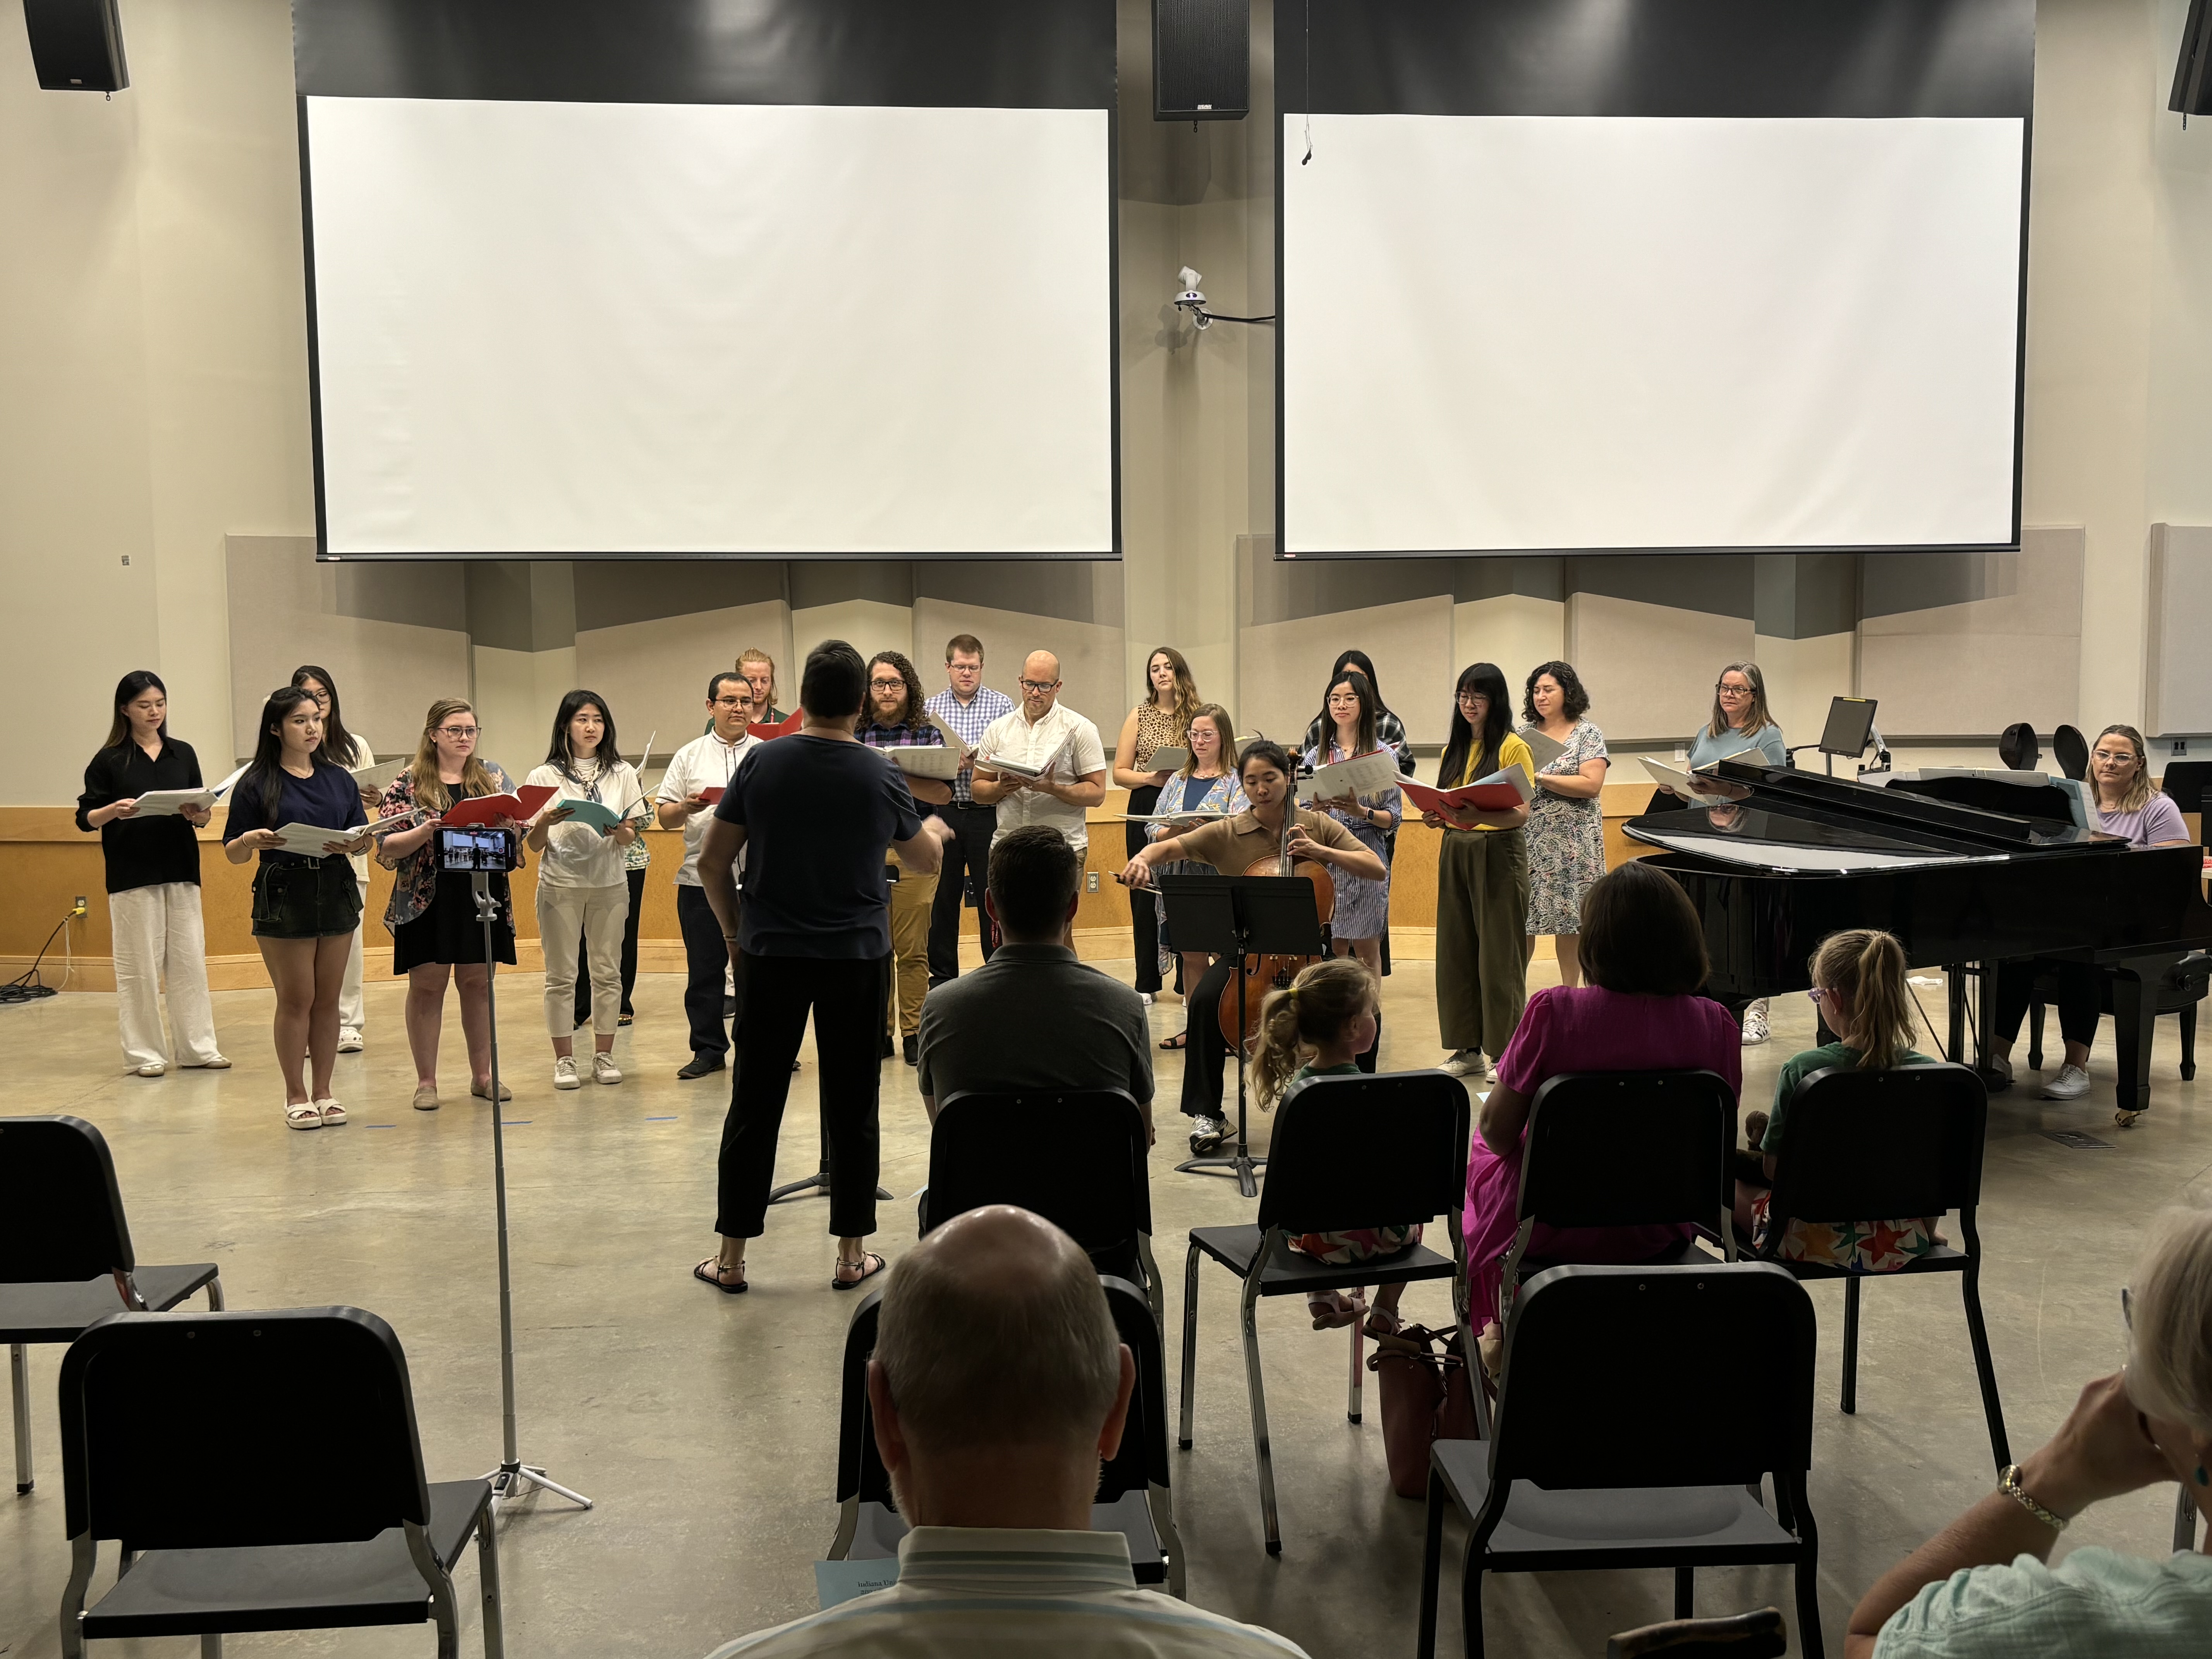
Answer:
[
  {"left": 1816, "top": 696, "right": 1879, "bottom": 776},
  {"left": 1157, "top": 872, "right": 1325, "bottom": 1199}
]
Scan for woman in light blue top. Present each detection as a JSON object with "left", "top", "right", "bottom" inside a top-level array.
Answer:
[
  {"left": 1850, "top": 1204, "right": 2212, "bottom": 1659},
  {"left": 1149, "top": 704, "right": 1246, "bottom": 1048}
]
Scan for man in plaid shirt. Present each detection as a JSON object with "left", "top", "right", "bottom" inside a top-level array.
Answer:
[{"left": 922, "top": 633, "right": 1014, "bottom": 983}]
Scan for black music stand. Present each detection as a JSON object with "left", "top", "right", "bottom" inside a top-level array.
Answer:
[{"left": 1158, "top": 872, "right": 1325, "bottom": 1199}]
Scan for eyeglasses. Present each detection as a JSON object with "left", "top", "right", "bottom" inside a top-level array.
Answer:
[
  {"left": 435, "top": 725, "right": 479, "bottom": 739},
  {"left": 948, "top": 662, "right": 982, "bottom": 673},
  {"left": 1455, "top": 690, "right": 1487, "bottom": 705},
  {"left": 1018, "top": 679, "right": 1058, "bottom": 692},
  {"left": 868, "top": 677, "right": 907, "bottom": 692},
  {"left": 1805, "top": 988, "right": 1827, "bottom": 1004},
  {"left": 711, "top": 696, "right": 749, "bottom": 709},
  {"left": 1716, "top": 684, "right": 1753, "bottom": 698}
]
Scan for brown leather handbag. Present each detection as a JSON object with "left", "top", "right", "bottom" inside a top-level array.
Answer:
[{"left": 1367, "top": 1322, "right": 1482, "bottom": 1498}]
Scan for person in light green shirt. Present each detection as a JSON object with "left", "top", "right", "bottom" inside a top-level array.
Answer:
[{"left": 1848, "top": 1206, "right": 2212, "bottom": 1658}]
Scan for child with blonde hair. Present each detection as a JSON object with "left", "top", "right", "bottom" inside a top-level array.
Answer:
[
  {"left": 1735, "top": 927, "right": 1942, "bottom": 1269},
  {"left": 1251, "top": 957, "right": 1420, "bottom": 1332}
]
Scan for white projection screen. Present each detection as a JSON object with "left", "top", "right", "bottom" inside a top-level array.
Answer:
[
  {"left": 293, "top": 0, "right": 1120, "bottom": 560},
  {"left": 1276, "top": 0, "right": 2035, "bottom": 559}
]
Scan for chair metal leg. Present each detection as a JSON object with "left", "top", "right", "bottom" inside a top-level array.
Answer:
[
  {"left": 1347, "top": 1307, "right": 1364, "bottom": 1424},
  {"left": 1416, "top": 1468, "right": 1446, "bottom": 1659},
  {"left": 1960, "top": 1260, "right": 2012, "bottom": 1468},
  {"left": 2181, "top": 1003, "right": 2198, "bottom": 1082},
  {"left": 1791, "top": 1476, "right": 1824, "bottom": 1659},
  {"left": 476, "top": 1498, "right": 506, "bottom": 1659},
  {"left": 1177, "top": 1238, "right": 1202, "bottom": 1449},
  {"left": 1673, "top": 1567, "right": 1694, "bottom": 1617},
  {"left": 59, "top": 1534, "right": 96, "bottom": 1659},
  {"left": 1460, "top": 1533, "right": 1486, "bottom": 1659},
  {"left": 202, "top": 1635, "right": 223, "bottom": 1659},
  {"left": 2027, "top": 998, "right": 2044, "bottom": 1072},
  {"left": 10, "top": 1343, "right": 31, "bottom": 1494},
  {"left": 2174, "top": 1485, "right": 2200, "bottom": 1553},
  {"left": 1238, "top": 1273, "right": 1281, "bottom": 1554},
  {"left": 1150, "top": 1483, "right": 1186, "bottom": 1600},
  {"left": 1138, "top": 1233, "right": 1165, "bottom": 1331},
  {"left": 1841, "top": 1277, "right": 1861, "bottom": 1415},
  {"left": 205, "top": 1275, "right": 225, "bottom": 1311}
]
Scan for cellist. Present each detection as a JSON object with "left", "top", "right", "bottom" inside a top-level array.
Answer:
[{"left": 1121, "top": 740, "right": 1385, "bottom": 1158}]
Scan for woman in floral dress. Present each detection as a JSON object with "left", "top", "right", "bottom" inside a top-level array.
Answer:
[{"left": 1520, "top": 661, "right": 1609, "bottom": 988}]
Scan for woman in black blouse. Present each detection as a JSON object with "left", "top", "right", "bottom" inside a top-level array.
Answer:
[
  {"left": 74, "top": 670, "right": 228, "bottom": 1077},
  {"left": 223, "top": 687, "right": 372, "bottom": 1130}
]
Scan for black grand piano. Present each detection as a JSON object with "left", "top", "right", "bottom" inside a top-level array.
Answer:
[{"left": 1626, "top": 761, "right": 2212, "bottom": 1124}]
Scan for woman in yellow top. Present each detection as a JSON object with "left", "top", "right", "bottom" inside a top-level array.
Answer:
[{"left": 1422, "top": 663, "right": 1534, "bottom": 1080}]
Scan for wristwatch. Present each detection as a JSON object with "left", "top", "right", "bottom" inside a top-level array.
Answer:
[{"left": 1997, "top": 1465, "right": 2066, "bottom": 1532}]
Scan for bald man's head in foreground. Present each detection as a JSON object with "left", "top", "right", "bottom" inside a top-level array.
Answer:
[{"left": 867, "top": 1205, "right": 1136, "bottom": 1530}]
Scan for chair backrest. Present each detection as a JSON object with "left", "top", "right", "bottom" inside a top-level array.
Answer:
[
  {"left": 59, "top": 1306, "right": 431, "bottom": 1549},
  {"left": 2160, "top": 761, "right": 2212, "bottom": 846},
  {"left": 1888, "top": 774, "right": 2078, "bottom": 824},
  {"left": 0, "top": 1115, "right": 136, "bottom": 1283},
  {"left": 1997, "top": 722, "right": 2040, "bottom": 773},
  {"left": 2052, "top": 723, "right": 2089, "bottom": 781},
  {"left": 928, "top": 1090, "right": 1151, "bottom": 1252},
  {"left": 1493, "top": 1264, "right": 1814, "bottom": 1488},
  {"left": 1763, "top": 1063, "right": 1985, "bottom": 1233},
  {"left": 1256, "top": 1071, "right": 1469, "bottom": 1238},
  {"left": 832, "top": 1276, "right": 1163, "bottom": 1510},
  {"left": 1516, "top": 1072, "right": 1736, "bottom": 1230}
]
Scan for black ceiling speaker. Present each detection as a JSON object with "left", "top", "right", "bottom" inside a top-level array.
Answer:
[
  {"left": 2174, "top": 0, "right": 2212, "bottom": 115},
  {"left": 1154, "top": 0, "right": 1247, "bottom": 121},
  {"left": 22, "top": 0, "right": 128, "bottom": 93}
]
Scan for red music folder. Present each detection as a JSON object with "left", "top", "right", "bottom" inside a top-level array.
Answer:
[
  {"left": 749, "top": 709, "right": 805, "bottom": 740},
  {"left": 1400, "top": 772, "right": 1532, "bottom": 817},
  {"left": 441, "top": 785, "right": 557, "bottom": 827}
]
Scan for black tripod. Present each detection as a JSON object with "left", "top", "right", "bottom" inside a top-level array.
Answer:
[
  {"left": 468, "top": 869, "right": 592, "bottom": 1514},
  {"left": 1158, "top": 873, "right": 1324, "bottom": 1199}
]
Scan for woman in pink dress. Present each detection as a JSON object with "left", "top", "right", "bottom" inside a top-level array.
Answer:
[{"left": 1462, "top": 859, "right": 1742, "bottom": 1365}]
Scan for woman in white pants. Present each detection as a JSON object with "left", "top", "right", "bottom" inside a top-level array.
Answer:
[
  {"left": 526, "top": 691, "right": 642, "bottom": 1090},
  {"left": 74, "top": 670, "right": 229, "bottom": 1077},
  {"left": 292, "top": 665, "right": 376, "bottom": 1053}
]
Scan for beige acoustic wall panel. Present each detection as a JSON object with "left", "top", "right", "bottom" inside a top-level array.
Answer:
[
  {"left": 1239, "top": 596, "right": 1455, "bottom": 749},
  {"left": 1752, "top": 632, "right": 1858, "bottom": 750},
  {"left": 1454, "top": 596, "right": 1567, "bottom": 697},
  {"left": 789, "top": 600, "right": 914, "bottom": 669},
  {"left": 2147, "top": 525, "right": 2212, "bottom": 736},
  {"left": 574, "top": 601, "right": 792, "bottom": 762},
  {"left": 909, "top": 598, "right": 1125, "bottom": 735},
  {"left": 1563, "top": 593, "right": 1755, "bottom": 745},
  {"left": 1859, "top": 526, "right": 2083, "bottom": 737},
  {"left": 225, "top": 536, "right": 472, "bottom": 766}
]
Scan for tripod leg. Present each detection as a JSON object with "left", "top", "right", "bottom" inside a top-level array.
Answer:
[{"left": 514, "top": 1465, "right": 594, "bottom": 1509}]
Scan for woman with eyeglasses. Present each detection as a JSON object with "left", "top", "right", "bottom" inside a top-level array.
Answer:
[
  {"left": 291, "top": 665, "right": 376, "bottom": 1054},
  {"left": 373, "top": 697, "right": 524, "bottom": 1111},
  {"left": 223, "top": 687, "right": 374, "bottom": 1129},
  {"left": 1986, "top": 724, "right": 2194, "bottom": 1108},
  {"left": 1848, "top": 1205, "right": 2212, "bottom": 1657},
  {"left": 1113, "top": 646, "right": 1201, "bottom": 1003},
  {"left": 1659, "top": 661, "right": 1787, "bottom": 1042},
  {"left": 1426, "top": 663, "right": 1535, "bottom": 1081},
  {"left": 75, "top": 670, "right": 229, "bottom": 1077}
]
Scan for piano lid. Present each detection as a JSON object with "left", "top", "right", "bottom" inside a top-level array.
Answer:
[{"left": 1624, "top": 760, "right": 2128, "bottom": 875}]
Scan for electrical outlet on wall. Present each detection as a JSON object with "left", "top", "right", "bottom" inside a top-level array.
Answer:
[
  {"left": 1085, "top": 871, "right": 1099, "bottom": 893},
  {"left": 2174, "top": 738, "right": 2190, "bottom": 756}
]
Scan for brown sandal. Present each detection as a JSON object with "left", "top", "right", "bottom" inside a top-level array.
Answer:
[{"left": 693, "top": 1258, "right": 748, "bottom": 1295}]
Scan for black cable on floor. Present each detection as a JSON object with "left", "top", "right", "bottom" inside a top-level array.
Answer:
[{"left": 0, "top": 914, "right": 71, "bottom": 1005}]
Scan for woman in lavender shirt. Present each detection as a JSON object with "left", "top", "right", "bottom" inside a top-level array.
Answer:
[{"left": 1989, "top": 724, "right": 2193, "bottom": 1104}]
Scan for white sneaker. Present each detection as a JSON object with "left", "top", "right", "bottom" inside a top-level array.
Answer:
[
  {"left": 1189, "top": 1115, "right": 1230, "bottom": 1153},
  {"left": 1438, "top": 1049, "right": 1487, "bottom": 1079},
  {"left": 2042, "top": 1063, "right": 2092, "bottom": 1101},
  {"left": 1139, "top": 992, "right": 1154, "bottom": 1005},
  {"left": 134, "top": 1061, "right": 167, "bottom": 1078},
  {"left": 337, "top": 1027, "right": 364, "bottom": 1053},
  {"left": 1741, "top": 1000, "right": 1771, "bottom": 1046},
  {"left": 592, "top": 1052, "right": 623, "bottom": 1086},
  {"left": 553, "top": 1056, "right": 581, "bottom": 1091}
]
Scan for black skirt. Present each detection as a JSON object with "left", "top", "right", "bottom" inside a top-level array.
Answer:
[{"left": 392, "top": 871, "right": 517, "bottom": 972}]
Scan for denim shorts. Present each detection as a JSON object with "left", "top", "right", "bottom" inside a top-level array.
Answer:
[{"left": 251, "top": 859, "right": 363, "bottom": 939}]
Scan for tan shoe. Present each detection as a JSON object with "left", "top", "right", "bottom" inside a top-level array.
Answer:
[
  {"left": 470, "top": 1079, "right": 514, "bottom": 1103},
  {"left": 411, "top": 1084, "right": 440, "bottom": 1112}
]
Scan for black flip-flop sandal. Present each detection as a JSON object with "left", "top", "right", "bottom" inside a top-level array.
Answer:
[
  {"left": 832, "top": 1251, "right": 887, "bottom": 1290},
  {"left": 1158, "top": 1032, "right": 1188, "bottom": 1051},
  {"left": 693, "top": 1258, "right": 748, "bottom": 1294}
]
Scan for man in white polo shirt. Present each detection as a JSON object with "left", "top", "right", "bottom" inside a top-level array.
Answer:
[
  {"left": 970, "top": 650, "right": 1107, "bottom": 859},
  {"left": 656, "top": 671, "right": 759, "bottom": 1080}
]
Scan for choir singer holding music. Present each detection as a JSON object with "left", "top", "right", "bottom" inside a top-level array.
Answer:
[{"left": 1121, "top": 741, "right": 1384, "bottom": 1156}]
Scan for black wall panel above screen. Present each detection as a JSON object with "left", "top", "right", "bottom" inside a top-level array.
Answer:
[
  {"left": 294, "top": 0, "right": 1119, "bottom": 562},
  {"left": 1274, "top": 0, "right": 2034, "bottom": 560}
]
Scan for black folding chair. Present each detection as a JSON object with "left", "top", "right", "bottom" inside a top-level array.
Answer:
[
  {"left": 1418, "top": 1264, "right": 1822, "bottom": 1659},
  {"left": 1180, "top": 1070, "right": 1469, "bottom": 1555},
  {"left": 1503, "top": 1071, "right": 1740, "bottom": 1299},
  {"left": 826, "top": 1275, "right": 1183, "bottom": 1594},
  {"left": 1758, "top": 1063, "right": 2010, "bottom": 1469},
  {"left": 1607, "top": 1607, "right": 1788, "bottom": 1659},
  {"left": 927, "top": 1089, "right": 1161, "bottom": 1323},
  {"left": 57, "top": 1306, "right": 501, "bottom": 1659},
  {"left": 3, "top": 1115, "right": 222, "bottom": 1495}
]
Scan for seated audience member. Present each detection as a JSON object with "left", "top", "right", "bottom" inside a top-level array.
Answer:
[
  {"left": 1733, "top": 928, "right": 1941, "bottom": 1269},
  {"left": 1846, "top": 1205, "right": 2212, "bottom": 1659},
  {"left": 916, "top": 825, "right": 1154, "bottom": 1143},
  {"left": 1461, "top": 859, "right": 1742, "bottom": 1368},
  {"left": 706, "top": 1206, "right": 1313, "bottom": 1658},
  {"left": 1249, "top": 957, "right": 1418, "bottom": 1334}
]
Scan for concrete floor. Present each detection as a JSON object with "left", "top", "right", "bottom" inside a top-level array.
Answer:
[{"left": 3, "top": 958, "right": 2208, "bottom": 1659}]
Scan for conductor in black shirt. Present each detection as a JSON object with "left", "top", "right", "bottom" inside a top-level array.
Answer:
[{"left": 691, "top": 641, "right": 952, "bottom": 1296}]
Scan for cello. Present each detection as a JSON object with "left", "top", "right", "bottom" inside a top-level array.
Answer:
[{"left": 1217, "top": 804, "right": 1334, "bottom": 1051}]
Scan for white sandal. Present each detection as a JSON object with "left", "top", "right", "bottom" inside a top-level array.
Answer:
[
  {"left": 316, "top": 1098, "right": 347, "bottom": 1126},
  {"left": 285, "top": 1103, "right": 323, "bottom": 1131}
]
